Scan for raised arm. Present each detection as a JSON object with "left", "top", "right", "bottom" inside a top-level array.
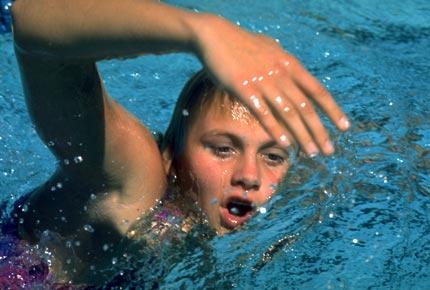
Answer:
[
  {"left": 11, "top": 0, "right": 204, "bottom": 194},
  {"left": 12, "top": 0, "right": 198, "bottom": 59},
  {"left": 12, "top": 0, "right": 349, "bottom": 186}
]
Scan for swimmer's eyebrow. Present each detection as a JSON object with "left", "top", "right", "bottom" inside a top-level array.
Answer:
[{"left": 200, "top": 131, "right": 242, "bottom": 147}]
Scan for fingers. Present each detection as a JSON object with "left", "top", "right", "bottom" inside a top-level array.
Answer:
[
  {"left": 241, "top": 92, "right": 293, "bottom": 148},
  {"left": 265, "top": 82, "right": 333, "bottom": 156},
  {"left": 238, "top": 56, "right": 348, "bottom": 157},
  {"left": 211, "top": 30, "right": 349, "bottom": 157},
  {"left": 291, "top": 59, "right": 350, "bottom": 131}
]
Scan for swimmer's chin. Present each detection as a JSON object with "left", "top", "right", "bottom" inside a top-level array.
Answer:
[{"left": 215, "top": 220, "right": 249, "bottom": 235}]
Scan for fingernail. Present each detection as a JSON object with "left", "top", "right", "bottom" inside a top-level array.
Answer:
[
  {"left": 339, "top": 116, "right": 350, "bottom": 130},
  {"left": 307, "top": 142, "right": 319, "bottom": 157},
  {"left": 324, "top": 140, "right": 334, "bottom": 154}
]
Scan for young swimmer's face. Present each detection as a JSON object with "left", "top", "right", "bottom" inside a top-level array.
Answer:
[{"left": 176, "top": 100, "right": 290, "bottom": 234}]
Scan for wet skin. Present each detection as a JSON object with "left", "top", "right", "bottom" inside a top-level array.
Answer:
[{"left": 176, "top": 101, "right": 290, "bottom": 234}]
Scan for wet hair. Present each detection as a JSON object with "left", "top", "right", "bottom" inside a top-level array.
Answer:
[{"left": 161, "top": 69, "right": 235, "bottom": 160}]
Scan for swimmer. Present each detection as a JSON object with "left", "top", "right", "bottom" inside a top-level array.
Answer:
[{"left": 9, "top": 0, "right": 349, "bottom": 286}]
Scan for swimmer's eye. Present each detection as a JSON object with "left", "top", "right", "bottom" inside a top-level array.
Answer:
[
  {"left": 263, "top": 152, "right": 287, "bottom": 166},
  {"left": 208, "top": 144, "right": 236, "bottom": 158}
]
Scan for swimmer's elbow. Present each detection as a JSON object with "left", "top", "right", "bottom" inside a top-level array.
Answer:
[
  {"left": 11, "top": 0, "right": 41, "bottom": 55},
  {"left": 11, "top": 0, "right": 60, "bottom": 56},
  {"left": 11, "top": 0, "right": 35, "bottom": 53}
]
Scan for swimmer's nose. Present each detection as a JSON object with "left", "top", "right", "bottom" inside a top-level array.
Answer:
[{"left": 231, "top": 156, "right": 261, "bottom": 191}]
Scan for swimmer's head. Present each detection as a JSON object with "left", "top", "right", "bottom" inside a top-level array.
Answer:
[
  {"left": 162, "top": 69, "right": 231, "bottom": 158},
  {"left": 162, "top": 69, "right": 291, "bottom": 234}
]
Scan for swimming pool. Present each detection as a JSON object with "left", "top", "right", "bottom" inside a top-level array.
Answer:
[{"left": 1, "top": 0, "right": 430, "bottom": 288}]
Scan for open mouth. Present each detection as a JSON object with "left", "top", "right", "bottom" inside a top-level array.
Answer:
[
  {"left": 227, "top": 198, "right": 255, "bottom": 217},
  {"left": 220, "top": 197, "right": 256, "bottom": 230}
]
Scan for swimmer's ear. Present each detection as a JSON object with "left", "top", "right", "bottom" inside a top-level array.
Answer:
[{"left": 162, "top": 146, "right": 173, "bottom": 175}]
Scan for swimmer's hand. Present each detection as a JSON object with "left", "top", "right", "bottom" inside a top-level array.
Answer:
[{"left": 192, "top": 15, "right": 350, "bottom": 156}]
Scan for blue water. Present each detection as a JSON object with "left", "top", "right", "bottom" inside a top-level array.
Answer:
[{"left": 1, "top": 0, "right": 430, "bottom": 288}]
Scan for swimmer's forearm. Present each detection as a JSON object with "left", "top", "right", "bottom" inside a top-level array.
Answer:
[{"left": 12, "top": 0, "right": 208, "bottom": 59}]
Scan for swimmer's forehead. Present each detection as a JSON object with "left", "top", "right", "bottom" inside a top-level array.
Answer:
[{"left": 198, "top": 91, "right": 256, "bottom": 124}]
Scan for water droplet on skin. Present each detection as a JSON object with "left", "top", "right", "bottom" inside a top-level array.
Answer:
[
  {"left": 283, "top": 106, "right": 290, "bottom": 112},
  {"left": 300, "top": 102, "right": 307, "bottom": 108},
  {"left": 242, "top": 80, "right": 249, "bottom": 86},
  {"left": 83, "top": 224, "right": 94, "bottom": 233},
  {"left": 252, "top": 76, "right": 258, "bottom": 82},
  {"left": 250, "top": 96, "right": 261, "bottom": 109},
  {"left": 275, "top": 96, "right": 282, "bottom": 104},
  {"left": 268, "top": 70, "right": 274, "bottom": 76},
  {"left": 280, "top": 134, "right": 288, "bottom": 143},
  {"left": 182, "top": 109, "right": 189, "bottom": 116},
  {"left": 284, "top": 61, "right": 290, "bottom": 66},
  {"left": 258, "top": 76, "right": 264, "bottom": 81},
  {"left": 236, "top": 21, "right": 241, "bottom": 26}
]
